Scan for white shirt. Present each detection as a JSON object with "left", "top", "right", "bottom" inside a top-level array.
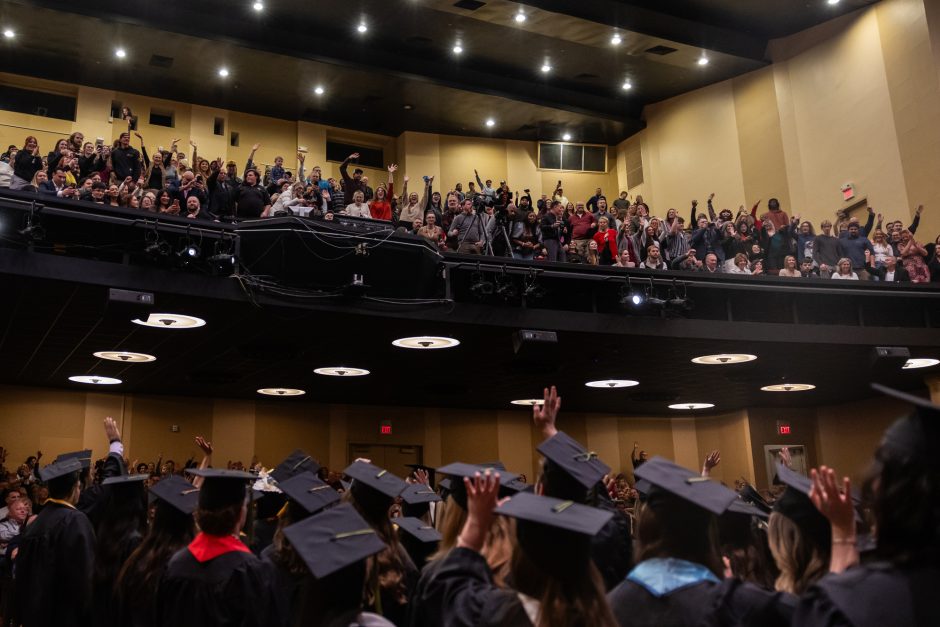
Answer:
[
  {"left": 344, "top": 202, "right": 372, "bottom": 219},
  {"left": 0, "top": 160, "right": 12, "bottom": 188},
  {"left": 831, "top": 272, "right": 859, "bottom": 280}
]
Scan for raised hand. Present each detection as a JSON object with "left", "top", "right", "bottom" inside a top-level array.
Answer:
[
  {"left": 251, "top": 143, "right": 261, "bottom": 152},
  {"left": 702, "top": 450, "right": 721, "bottom": 476},
  {"left": 348, "top": 152, "right": 360, "bottom": 160},
  {"left": 195, "top": 436, "right": 213, "bottom": 455},
  {"left": 296, "top": 151, "right": 305, "bottom": 162},
  {"left": 708, "top": 193, "right": 715, "bottom": 201},
  {"left": 403, "top": 175, "right": 409, "bottom": 183},
  {"left": 779, "top": 446, "right": 792, "bottom": 469},
  {"left": 189, "top": 140, "right": 197, "bottom": 148},
  {"left": 916, "top": 204, "right": 924, "bottom": 215},
  {"left": 603, "top": 474, "right": 618, "bottom": 500},
  {"left": 532, "top": 385, "right": 561, "bottom": 439},
  {"left": 809, "top": 466, "right": 855, "bottom": 539},
  {"left": 133, "top": 132, "right": 143, "bottom": 140},
  {"left": 104, "top": 416, "right": 122, "bottom": 442},
  {"left": 458, "top": 470, "right": 500, "bottom": 552},
  {"left": 414, "top": 468, "right": 429, "bottom": 485},
  {"left": 387, "top": 164, "right": 398, "bottom": 173}
]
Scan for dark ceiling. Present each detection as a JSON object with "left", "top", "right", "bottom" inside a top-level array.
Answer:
[{"left": 0, "top": 0, "right": 879, "bottom": 144}]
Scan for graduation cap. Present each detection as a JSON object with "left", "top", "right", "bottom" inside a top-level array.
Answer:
[
  {"left": 400, "top": 483, "right": 442, "bottom": 505},
  {"left": 405, "top": 464, "right": 436, "bottom": 487},
  {"left": 871, "top": 383, "right": 940, "bottom": 465},
  {"left": 738, "top": 484, "right": 772, "bottom": 514},
  {"left": 283, "top": 503, "right": 387, "bottom": 579},
  {"left": 537, "top": 431, "right": 611, "bottom": 490},
  {"left": 55, "top": 449, "right": 92, "bottom": 470},
  {"left": 271, "top": 449, "right": 321, "bottom": 483},
  {"left": 393, "top": 516, "right": 442, "bottom": 543},
  {"left": 39, "top": 457, "right": 83, "bottom": 482},
  {"left": 726, "top": 497, "right": 770, "bottom": 520},
  {"left": 634, "top": 479, "right": 651, "bottom": 495},
  {"left": 102, "top": 473, "right": 149, "bottom": 486},
  {"left": 437, "top": 462, "right": 521, "bottom": 509},
  {"left": 773, "top": 462, "right": 831, "bottom": 549},
  {"left": 343, "top": 460, "right": 407, "bottom": 499},
  {"left": 278, "top": 471, "right": 340, "bottom": 515},
  {"left": 634, "top": 456, "right": 738, "bottom": 515},
  {"left": 496, "top": 492, "right": 613, "bottom": 536},
  {"left": 185, "top": 468, "right": 254, "bottom": 510},
  {"left": 149, "top": 475, "right": 200, "bottom": 515}
]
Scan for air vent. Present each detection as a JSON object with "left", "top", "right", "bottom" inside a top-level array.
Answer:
[
  {"left": 406, "top": 36, "right": 433, "bottom": 46},
  {"left": 149, "top": 54, "right": 174, "bottom": 68},
  {"left": 645, "top": 45, "right": 677, "bottom": 56},
  {"left": 453, "top": 0, "right": 486, "bottom": 9},
  {"left": 628, "top": 391, "right": 678, "bottom": 403},
  {"left": 574, "top": 73, "right": 599, "bottom": 80}
]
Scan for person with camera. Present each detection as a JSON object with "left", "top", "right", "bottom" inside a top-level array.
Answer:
[
  {"left": 111, "top": 132, "right": 142, "bottom": 183},
  {"left": 449, "top": 197, "right": 487, "bottom": 254},
  {"left": 540, "top": 200, "right": 569, "bottom": 262}
]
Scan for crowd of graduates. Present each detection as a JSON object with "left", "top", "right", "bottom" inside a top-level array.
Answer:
[{"left": 0, "top": 382, "right": 937, "bottom": 627}]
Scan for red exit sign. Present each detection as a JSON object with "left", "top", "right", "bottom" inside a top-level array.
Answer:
[
  {"left": 777, "top": 421, "right": 791, "bottom": 435},
  {"left": 380, "top": 420, "right": 392, "bottom": 435}
]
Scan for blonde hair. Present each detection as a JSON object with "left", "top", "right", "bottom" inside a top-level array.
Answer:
[{"left": 767, "top": 512, "right": 828, "bottom": 595}]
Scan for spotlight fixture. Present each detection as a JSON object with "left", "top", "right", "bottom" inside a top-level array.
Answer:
[
  {"left": 2, "top": 29, "right": 14, "bottom": 39},
  {"left": 252, "top": 0, "right": 264, "bottom": 10},
  {"left": 93, "top": 351, "right": 156, "bottom": 363},
  {"left": 132, "top": 313, "right": 206, "bottom": 329},
  {"left": 902, "top": 358, "right": 939, "bottom": 369},
  {"left": 314, "top": 85, "right": 325, "bottom": 95},
  {"left": 209, "top": 233, "right": 237, "bottom": 274},
  {"left": 144, "top": 238, "right": 170, "bottom": 259},
  {"left": 668, "top": 403, "right": 715, "bottom": 410},
  {"left": 115, "top": 48, "right": 127, "bottom": 59},
  {"left": 357, "top": 22, "right": 368, "bottom": 33},
  {"left": 523, "top": 270, "right": 546, "bottom": 300},
  {"left": 510, "top": 399, "right": 544, "bottom": 406},
  {"left": 540, "top": 63, "right": 552, "bottom": 73},
  {"left": 218, "top": 67, "right": 230, "bottom": 77},
  {"left": 69, "top": 375, "right": 122, "bottom": 385},
  {"left": 610, "top": 33, "right": 622, "bottom": 45},
  {"left": 18, "top": 222, "right": 44, "bottom": 242},
  {"left": 760, "top": 383, "right": 815, "bottom": 392},
  {"left": 562, "top": 133, "right": 571, "bottom": 141},
  {"left": 622, "top": 81, "right": 633, "bottom": 90},
  {"left": 453, "top": 44, "right": 463, "bottom": 54},
  {"left": 392, "top": 336, "right": 461, "bottom": 350},
  {"left": 257, "top": 388, "right": 306, "bottom": 396},
  {"left": 176, "top": 236, "right": 200, "bottom": 265},
  {"left": 495, "top": 271, "right": 518, "bottom": 301},
  {"left": 485, "top": 118, "right": 496, "bottom": 127},
  {"left": 585, "top": 379, "right": 639, "bottom": 388},
  {"left": 314, "top": 367, "right": 370, "bottom": 377},
  {"left": 620, "top": 278, "right": 645, "bottom": 308},
  {"left": 514, "top": 11, "right": 526, "bottom": 23},
  {"left": 697, "top": 55, "right": 709, "bottom": 66},
  {"left": 692, "top": 354, "right": 757, "bottom": 365},
  {"left": 469, "top": 268, "right": 495, "bottom": 298}
]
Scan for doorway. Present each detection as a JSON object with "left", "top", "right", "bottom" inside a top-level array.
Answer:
[
  {"left": 348, "top": 443, "right": 422, "bottom": 480},
  {"left": 763, "top": 444, "right": 807, "bottom": 485}
]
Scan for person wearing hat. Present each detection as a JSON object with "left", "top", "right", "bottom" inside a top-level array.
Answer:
[
  {"left": 795, "top": 384, "right": 940, "bottom": 627},
  {"left": 422, "top": 470, "right": 618, "bottom": 627},
  {"left": 607, "top": 457, "right": 794, "bottom": 627},
  {"left": 155, "top": 468, "right": 276, "bottom": 627},
  {"left": 339, "top": 152, "right": 368, "bottom": 201},
  {"left": 234, "top": 167, "right": 271, "bottom": 220},
  {"left": 76, "top": 416, "right": 131, "bottom": 529},
  {"left": 115, "top": 475, "right": 199, "bottom": 627},
  {"left": 11, "top": 456, "right": 96, "bottom": 627}
]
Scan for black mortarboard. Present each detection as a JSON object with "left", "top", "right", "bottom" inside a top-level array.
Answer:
[
  {"left": 343, "top": 461, "right": 407, "bottom": 499},
  {"left": 271, "top": 449, "right": 321, "bottom": 483},
  {"left": 537, "top": 431, "right": 611, "bottom": 489},
  {"left": 102, "top": 473, "right": 149, "bottom": 486},
  {"left": 393, "top": 516, "right": 442, "bottom": 543},
  {"left": 283, "top": 503, "right": 386, "bottom": 579},
  {"left": 149, "top": 475, "right": 200, "bottom": 514},
  {"left": 726, "top": 497, "right": 770, "bottom": 520},
  {"left": 634, "top": 456, "right": 737, "bottom": 515},
  {"left": 495, "top": 492, "right": 613, "bottom": 536},
  {"left": 738, "top": 484, "right": 772, "bottom": 514},
  {"left": 400, "top": 482, "right": 442, "bottom": 505},
  {"left": 186, "top": 468, "right": 254, "bottom": 510},
  {"left": 278, "top": 471, "right": 340, "bottom": 514},
  {"left": 39, "top": 457, "right": 82, "bottom": 482},
  {"left": 871, "top": 383, "right": 940, "bottom": 465},
  {"left": 405, "top": 463, "right": 436, "bottom": 487},
  {"left": 437, "top": 462, "right": 521, "bottom": 509},
  {"left": 55, "top": 450, "right": 92, "bottom": 470},
  {"left": 635, "top": 479, "right": 651, "bottom": 495},
  {"left": 773, "top": 462, "right": 831, "bottom": 550}
]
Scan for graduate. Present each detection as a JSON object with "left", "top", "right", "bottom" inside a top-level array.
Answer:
[
  {"left": 397, "top": 481, "right": 443, "bottom": 569},
  {"left": 155, "top": 468, "right": 277, "bottom": 627},
  {"left": 11, "top": 456, "right": 96, "bottom": 627},
  {"left": 606, "top": 456, "right": 794, "bottom": 627},
  {"left": 115, "top": 474, "right": 199, "bottom": 627},
  {"left": 795, "top": 384, "right": 940, "bottom": 627}
]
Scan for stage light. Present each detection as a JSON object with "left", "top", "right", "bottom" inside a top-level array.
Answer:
[
  {"left": 470, "top": 271, "right": 495, "bottom": 297},
  {"left": 692, "top": 354, "right": 757, "bottom": 365},
  {"left": 218, "top": 67, "right": 230, "bottom": 77},
  {"left": 18, "top": 222, "right": 44, "bottom": 242},
  {"left": 511, "top": 399, "right": 544, "bottom": 406},
  {"left": 132, "top": 313, "right": 206, "bottom": 329},
  {"left": 611, "top": 33, "right": 622, "bottom": 45},
  {"left": 2, "top": 29, "right": 14, "bottom": 39},
  {"left": 314, "top": 85, "right": 325, "bottom": 95},
  {"left": 669, "top": 403, "right": 715, "bottom": 410},
  {"left": 257, "top": 388, "right": 306, "bottom": 396},
  {"left": 392, "top": 336, "right": 461, "bottom": 349},
  {"left": 622, "top": 81, "right": 633, "bottom": 90},
  {"left": 585, "top": 380, "right": 639, "bottom": 388},
  {"left": 314, "top": 367, "right": 370, "bottom": 377},
  {"left": 252, "top": 1, "right": 264, "bottom": 11},
  {"left": 562, "top": 133, "right": 571, "bottom": 141},
  {"left": 69, "top": 375, "right": 121, "bottom": 385},
  {"left": 115, "top": 48, "right": 127, "bottom": 59},
  {"left": 902, "top": 358, "right": 939, "bottom": 369},
  {"left": 514, "top": 11, "right": 526, "bottom": 23},
  {"left": 760, "top": 383, "right": 815, "bottom": 392},
  {"left": 485, "top": 118, "right": 495, "bottom": 127},
  {"left": 540, "top": 63, "right": 552, "bottom": 73},
  {"left": 357, "top": 22, "right": 368, "bottom": 34},
  {"left": 453, "top": 44, "right": 463, "bottom": 55},
  {"left": 697, "top": 56, "right": 709, "bottom": 66},
  {"left": 93, "top": 351, "right": 156, "bottom": 363}
]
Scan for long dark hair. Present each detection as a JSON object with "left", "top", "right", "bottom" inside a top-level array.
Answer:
[
  {"left": 271, "top": 500, "right": 311, "bottom": 576},
  {"left": 635, "top": 495, "right": 724, "bottom": 577},
  {"left": 93, "top": 483, "right": 148, "bottom": 614},
  {"left": 115, "top": 500, "right": 195, "bottom": 618},
  {"left": 296, "top": 561, "right": 369, "bottom": 627}
]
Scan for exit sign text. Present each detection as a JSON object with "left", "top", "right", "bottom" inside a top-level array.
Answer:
[
  {"left": 778, "top": 423, "right": 791, "bottom": 435},
  {"left": 380, "top": 420, "right": 392, "bottom": 435}
]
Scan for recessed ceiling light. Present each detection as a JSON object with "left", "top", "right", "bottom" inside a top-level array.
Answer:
[
  {"left": 485, "top": 118, "right": 495, "bottom": 127},
  {"left": 540, "top": 63, "right": 552, "bottom": 73},
  {"left": 252, "top": 0, "right": 264, "bottom": 10},
  {"left": 760, "top": 383, "right": 815, "bottom": 392},
  {"left": 622, "top": 81, "right": 633, "bottom": 90},
  {"left": 669, "top": 403, "right": 715, "bottom": 410},
  {"left": 314, "top": 85, "right": 324, "bottom": 95},
  {"left": 357, "top": 23, "right": 368, "bottom": 33},
  {"left": 257, "top": 388, "right": 305, "bottom": 396},
  {"left": 131, "top": 313, "right": 206, "bottom": 329},
  {"left": 827, "top": 0, "right": 840, "bottom": 5},
  {"left": 2, "top": 29, "right": 14, "bottom": 39},
  {"left": 691, "top": 354, "right": 757, "bottom": 365},
  {"left": 218, "top": 67, "right": 230, "bottom": 77},
  {"left": 514, "top": 11, "right": 526, "bottom": 23},
  {"left": 562, "top": 133, "right": 571, "bottom": 141},
  {"left": 114, "top": 48, "right": 127, "bottom": 59},
  {"left": 93, "top": 351, "right": 156, "bottom": 363},
  {"left": 511, "top": 399, "right": 544, "bottom": 406},
  {"left": 611, "top": 33, "right": 622, "bottom": 45},
  {"left": 314, "top": 366, "right": 370, "bottom": 377},
  {"left": 697, "top": 56, "right": 709, "bottom": 66},
  {"left": 403, "top": 104, "right": 414, "bottom": 110},
  {"left": 585, "top": 379, "right": 639, "bottom": 388},
  {"left": 903, "top": 358, "right": 939, "bottom": 369},
  {"left": 392, "top": 336, "right": 460, "bottom": 349},
  {"left": 69, "top": 375, "right": 122, "bottom": 385},
  {"left": 453, "top": 44, "right": 463, "bottom": 54}
]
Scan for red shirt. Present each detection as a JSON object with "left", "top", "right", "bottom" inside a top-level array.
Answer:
[
  {"left": 593, "top": 228, "right": 618, "bottom": 261},
  {"left": 569, "top": 212, "right": 596, "bottom": 239}
]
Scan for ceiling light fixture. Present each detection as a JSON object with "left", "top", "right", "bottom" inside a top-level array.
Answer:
[
  {"left": 313, "top": 366, "right": 370, "bottom": 377},
  {"left": 2, "top": 29, "right": 14, "bottom": 39},
  {"left": 622, "top": 81, "right": 633, "bottom": 90},
  {"left": 392, "top": 336, "right": 461, "bottom": 349},
  {"left": 697, "top": 55, "right": 709, "bottom": 66},
  {"left": 257, "top": 388, "right": 306, "bottom": 396},
  {"left": 252, "top": 0, "right": 264, "bottom": 10},
  {"left": 562, "top": 133, "right": 571, "bottom": 141},
  {"left": 93, "top": 351, "right": 156, "bottom": 363},
  {"left": 585, "top": 379, "right": 639, "bottom": 389},
  {"left": 760, "top": 383, "right": 816, "bottom": 392},
  {"left": 218, "top": 67, "right": 230, "bottom": 78},
  {"left": 114, "top": 48, "right": 127, "bottom": 59},
  {"left": 314, "top": 85, "right": 325, "bottom": 95},
  {"left": 485, "top": 118, "right": 495, "bottom": 127},
  {"left": 69, "top": 375, "right": 122, "bottom": 385},
  {"left": 453, "top": 44, "right": 463, "bottom": 54},
  {"left": 540, "top": 63, "right": 552, "bottom": 73},
  {"left": 902, "top": 358, "right": 939, "bottom": 369},
  {"left": 691, "top": 353, "right": 757, "bottom": 365},
  {"left": 669, "top": 403, "right": 715, "bottom": 410},
  {"left": 827, "top": 0, "right": 840, "bottom": 5},
  {"left": 514, "top": 11, "right": 526, "bottom": 23},
  {"left": 357, "top": 22, "right": 368, "bottom": 34},
  {"left": 611, "top": 33, "right": 622, "bottom": 45},
  {"left": 131, "top": 313, "right": 206, "bottom": 329},
  {"left": 511, "top": 399, "right": 544, "bottom": 406}
]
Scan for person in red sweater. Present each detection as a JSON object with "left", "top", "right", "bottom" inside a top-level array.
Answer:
[
  {"left": 592, "top": 216, "right": 618, "bottom": 264},
  {"left": 568, "top": 202, "right": 597, "bottom": 259},
  {"left": 367, "top": 164, "right": 397, "bottom": 221}
]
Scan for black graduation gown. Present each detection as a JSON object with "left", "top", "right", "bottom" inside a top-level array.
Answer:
[
  {"left": 591, "top": 497, "right": 633, "bottom": 591},
  {"left": 155, "top": 544, "right": 278, "bottom": 627},
  {"left": 416, "top": 547, "right": 532, "bottom": 627},
  {"left": 795, "top": 562, "right": 940, "bottom": 627},
  {"left": 11, "top": 502, "right": 96, "bottom": 627},
  {"left": 78, "top": 452, "right": 127, "bottom": 529},
  {"left": 260, "top": 543, "right": 303, "bottom": 627},
  {"left": 607, "top": 577, "right": 794, "bottom": 627}
]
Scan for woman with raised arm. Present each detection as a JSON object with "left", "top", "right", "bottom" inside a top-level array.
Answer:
[
  {"left": 898, "top": 229, "right": 930, "bottom": 283},
  {"left": 11, "top": 136, "right": 43, "bottom": 190}
]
